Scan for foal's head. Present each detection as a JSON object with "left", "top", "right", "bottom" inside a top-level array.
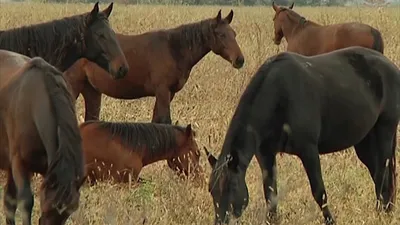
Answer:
[
  {"left": 167, "top": 124, "right": 204, "bottom": 182},
  {"left": 208, "top": 10, "right": 245, "bottom": 69},
  {"left": 272, "top": 1, "right": 294, "bottom": 45}
]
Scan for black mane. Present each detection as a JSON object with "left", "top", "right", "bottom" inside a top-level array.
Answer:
[
  {"left": 0, "top": 12, "right": 91, "bottom": 71},
  {"left": 92, "top": 121, "right": 186, "bottom": 155}
]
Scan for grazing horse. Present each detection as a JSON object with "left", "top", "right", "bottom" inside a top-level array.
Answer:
[
  {"left": 204, "top": 46, "right": 399, "bottom": 225},
  {"left": 0, "top": 50, "right": 85, "bottom": 225},
  {"left": 79, "top": 121, "right": 204, "bottom": 186},
  {"left": 0, "top": 2, "right": 129, "bottom": 79},
  {"left": 271, "top": 2, "right": 384, "bottom": 55},
  {"left": 73, "top": 9, "right": 244, "bottom": 123}
]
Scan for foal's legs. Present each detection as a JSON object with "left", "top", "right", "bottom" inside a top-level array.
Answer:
[
  {"left": 11, "top": 156, "right": 34, "bottom": 225},
  {"left": 4, "top": 169, "right": 17, "bottom": 225},
  {"left": 152, "top": 86, "right": 172, "bottom": 124},
  {"left": 298, "top": 144, "right": 335, "bottom": 225},
  {"left": 255, "top": 147, "right": 278, "bottom": 221},
  {"left": 81, "top": 82, "right": 102, "bottom": 121}
]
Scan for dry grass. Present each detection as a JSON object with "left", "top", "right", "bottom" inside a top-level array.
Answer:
[{"left": 0, "top": 2, "right": 399, "bottom": 225}]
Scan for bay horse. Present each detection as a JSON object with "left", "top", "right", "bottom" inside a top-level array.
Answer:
[
  {"left": 0, "top": 50, "right": 85, "bottom": 225},
  {"left": 79, "top": 121, "right": 204, "bottom": 186},
  {"left": 204, "top": 46, "right": 399, "bottom": 225},
  {"left": 271, "top": 2, "right": 384, "bottom": 55},
  {"left": 0, "top": 2, "right": 129, "bottom": 79},
  {"left": 73, "top": 9, "right": 244, "bottom": 123}
]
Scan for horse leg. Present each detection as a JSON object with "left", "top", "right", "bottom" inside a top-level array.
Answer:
[
  {"left": 255, "top": 149, "right": 278, "bottom": 222},
  {"left": 298, "top": 144, "right": 335, "bottom": 225},
  {"left": 4, "top": 169, "right": 17, "bottom": 225},
  {"left": 152, "top": 87, "right": 172, "bottom": 124},
  {"left": 10, "top": 157, "right": 34, "bottom": 225},
  {"left": 81, "top": 82, "right": 102, "bottom": 121},
  {"left": 371, "top": 121, "right": 397, "bottom": 212}
]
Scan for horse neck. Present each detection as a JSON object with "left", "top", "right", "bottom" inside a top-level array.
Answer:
[
  {"left": 140, "top": 127, "right": 181, "bottom": 166},
  {"left": 282, "top": 13, "right": 320, "bottom": 43},
  {"left": 169, "top": 21, "right": 212, "bottom": 70},
  {"left": 219, "top": 123, "right": 255, "bottom": 171},
  {"left": 0, "top": 18, "right": 84, "bottom": 71}
]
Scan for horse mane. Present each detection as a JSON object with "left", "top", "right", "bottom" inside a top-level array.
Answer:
[
  {"left": 94, "top": 121, "right": 187, "bottom": 155},
  {"left": 0, "top": 12, "right": 97, "bottom": 71},
  {"left": 168, "top": 18, "right": 216, "bottom": 55}
]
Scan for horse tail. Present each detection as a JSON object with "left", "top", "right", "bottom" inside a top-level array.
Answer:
[
  {"left": 370, "top": 27, "right": 384, "bottom": 54},
  {"left": 389, "top": 128, "right": 397, "bottom": 208},
  {"left": 29, "top": 57, "right": 84, "bottom": 212}
]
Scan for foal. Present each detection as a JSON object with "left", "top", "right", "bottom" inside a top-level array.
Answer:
[{"left": 79, "top": 121, "right": 204, "bottom": 185}]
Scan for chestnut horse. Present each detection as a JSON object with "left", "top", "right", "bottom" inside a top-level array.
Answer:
[
  {"left": 0, "top": 2, "right": 129, "bottom": 79},
  {"left": 79, "top": 121, "right": 204, "bottom": 186},
  {"left": 272, "top": 2, "right": 384, "bottom": 55},
  {"left": 0, "top": 50, "right": 85, "bottom": 225},
  {"left": 74, "top": 9, "right": 244, "bottom": 123}
]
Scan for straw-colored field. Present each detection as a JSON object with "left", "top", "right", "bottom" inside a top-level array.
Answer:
[{"left": 0, "top": 2, "right": 399, "bottom": 225}]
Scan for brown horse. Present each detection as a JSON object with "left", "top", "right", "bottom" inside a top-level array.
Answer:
[
  {"left": 79, "top": 120, "right": 204, "bottom": 186},
  {"left": 0, "top": 2, "right": 129, "bottom": 79},
  {"left": 271, "top": 2, "right": 384, "bottom": 56},
  {"left": 73, "top": 9, "right": 244, "bottom": 123},
  {"left": 0, "top": 50, "right": 85, "bottom": 225}
]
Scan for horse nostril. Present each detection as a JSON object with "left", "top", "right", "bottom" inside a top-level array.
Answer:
[
  {"left": 117, "top": 66, "right": 128, "bottom": 78},
  {"left": 235, "top": 57, "right": 244, "bottom": 68}
]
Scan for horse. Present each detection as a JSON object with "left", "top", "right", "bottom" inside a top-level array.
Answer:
[
  {"left": 0, "top": 50, "right": 85, "bottom": 225},
  {"left": 71, "top": 9, "right": 244, "bottom": 123},
  {"left": 79, "top": 120, "right": 204, "bottom": 186},
  {"left": 271, "top": 2, "right": 384, "bottom": 56},
  {"left": 0, "top": 2, "right": 129, "bottom": 80},
  {"left": 204, "top": 46, "right": 400, "bottom": 225}
]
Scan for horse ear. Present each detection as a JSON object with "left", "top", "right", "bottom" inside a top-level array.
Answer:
[
  {"left": 204, "top": 147, "right": 217, "bottom": 168},
  {"left": 87, "top": 2, "right": 100, "bottom": 25},
  {"left": 272, "top": 1, "right": 278, "bottom": 12},
  {"left": 102, "top": 2, "right": 113, "bottom": 18},
  {"left": 225, "top": 10, "right": 234, "bottom": 24},
  {"left": 289, "top": 2, "right": 294, "bottom": 9},
  {"left": 185, "top": 124, "right": 192, "bottom": 136},
  {"left": 216, "top": 9, "right": 222, "bottom": 23}
]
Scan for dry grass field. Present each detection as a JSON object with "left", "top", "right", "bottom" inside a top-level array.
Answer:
[{"left": 0, "top": 2, "right": 399, "bottom": 225}]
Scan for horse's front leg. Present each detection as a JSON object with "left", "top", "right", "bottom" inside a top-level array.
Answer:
[
  {"left": 11, "top": 156, "right": 34, "bottom": 225},
  {"left": 255, "top": 144, "right": 278, "bottom": 222},
  {"left": 81, "top": 82, "right": 102, "bottom": 121},
  {"left": 152, "top": 86, "right": 172, "bottom": 124},
  {"left": 298, "top": 144, "right": 335, "bottom": 225},
  {"left": 4, "top": 169, "right": 17, "bottom": 225}
]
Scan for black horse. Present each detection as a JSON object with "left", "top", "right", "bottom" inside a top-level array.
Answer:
[
  {"left": 0, "top": 2, "right": 129, "bottom": 79},
  {"left": 205, "top": 46, "right": 400, "bottom": 225}
]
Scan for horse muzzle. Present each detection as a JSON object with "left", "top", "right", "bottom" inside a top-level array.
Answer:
[{"left": 232, "top": 56, "right": 244, "bottom": 69}]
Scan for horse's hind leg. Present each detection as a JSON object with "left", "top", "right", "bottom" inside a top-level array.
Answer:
[
  {"left": 3, "top": 169, "right": 17, "bottom": 225},
  {"left": 298, "top": 144, "right": 335, "bottom": 225},
  {"left": 10, "top": 156, "right": 34, "bottom": 225},
  {"left": 372, "top": 121, "right": 397, "bottom": 212}
]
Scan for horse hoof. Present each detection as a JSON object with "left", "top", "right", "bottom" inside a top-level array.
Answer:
[
  {"left": 325, "top": 217, "right": 335, "bottom": 225},
  {"left": 266, "top": 211, "right": 279, "bottom": 224}
]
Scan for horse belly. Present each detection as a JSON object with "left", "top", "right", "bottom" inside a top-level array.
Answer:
[{"left": 318, "top": 106, "right": 379, "bottom": 154}]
